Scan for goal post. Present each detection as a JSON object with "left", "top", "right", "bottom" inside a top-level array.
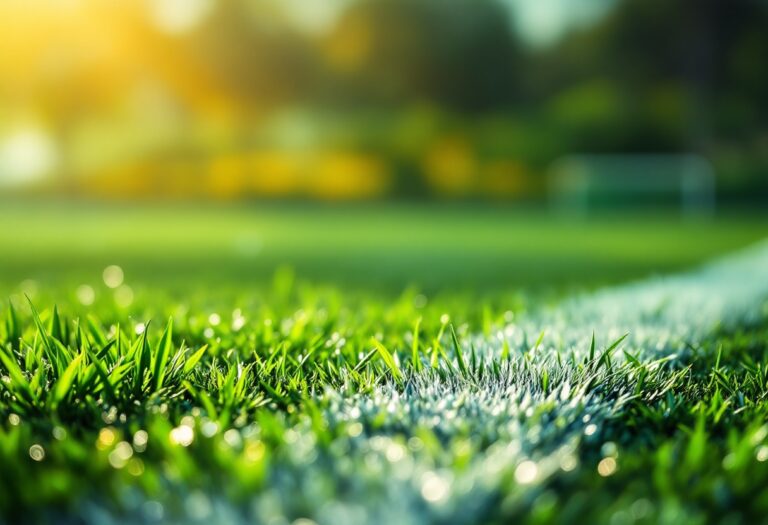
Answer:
[{"left": 548, "top": 154, "right": 715, "bottom": 216}]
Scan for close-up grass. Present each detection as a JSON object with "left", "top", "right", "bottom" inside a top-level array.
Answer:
[{"left": 2, "top": 206, "right": 768, "bottom": 524}]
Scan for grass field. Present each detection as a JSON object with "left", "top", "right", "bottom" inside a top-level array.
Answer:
[
  {"left": 3, "top": 202, "right": 768, "bottom": 291},
  {"left": 1, "top": 203, "right": 768, "bottom": 524}
]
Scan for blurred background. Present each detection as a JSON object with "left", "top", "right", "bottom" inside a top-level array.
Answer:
[{"left": 1, "top": 0, "right": 767, "bottom": 292}]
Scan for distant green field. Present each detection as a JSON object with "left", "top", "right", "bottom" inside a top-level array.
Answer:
[{"left": 2, "top": 201, "right": 767, "bottom": 292}]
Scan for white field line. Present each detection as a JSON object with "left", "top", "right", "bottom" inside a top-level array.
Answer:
[
  {"left": 272, "top": 240, "right": 768, "bottom": 525},
  {"left": 96, "top": 241, "right": 768, "bottom": 525},
  {"left": 493, "top": 237, "right": 768, "bottom": 362}
]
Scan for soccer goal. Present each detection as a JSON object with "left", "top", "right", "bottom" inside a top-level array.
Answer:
[{"left": 548, "top": 154, "right": 715, "bottom": 216}]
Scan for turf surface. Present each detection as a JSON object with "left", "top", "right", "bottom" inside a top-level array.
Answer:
[
  {"left": 2, "top": 202, "right": 768, "bottom": 291},
  {"left": 1, "top": 205, "right": 768, "bottom": 524}
]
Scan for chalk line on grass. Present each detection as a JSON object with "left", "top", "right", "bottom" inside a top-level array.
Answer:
[{"left": 93, "top": 241, "right": 768, "bottom": 525}]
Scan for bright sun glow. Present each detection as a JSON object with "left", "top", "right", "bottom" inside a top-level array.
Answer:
[
  {"left": 278, "top": 0, "right": 353, "bottom": 35},
  {"left": 0, "top": 127, "right": 57, "bottom": 186},
  {"left": 147, "top": 0, "right": 214, "bottom": 35}
]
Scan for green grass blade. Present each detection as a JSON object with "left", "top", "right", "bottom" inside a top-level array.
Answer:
[
  {"left": 183, "top": 345, "right": 208, "bottom": 375},
  {"left": 152, "top": 318, "right": 173, "bottom": 391},
  {"left": 26, "top": 296, "right": 58, "bottom": 367},
  {"left": 5, "top": 301, "right": 20, "bottom": 347},
  {"left": 449, "top": 324, "right": 469, "bottom": 377},
  {"left": 0, "top": 347, "right": 34, "bottom": 404},
  {"left": 411, "top": 317, "right": 422, "bottom": 372},
  {"left": 371, "top": 338, "right": 402, "bottom": 382},
  {"left": 51, "top": 352, "right": 84, "bottom": 409}
]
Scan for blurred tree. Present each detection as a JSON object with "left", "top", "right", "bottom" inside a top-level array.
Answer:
[
  {"left": 3, "top": 0, "right": 768, "bottom": 202},
  {"left": 184, "top": 2, "right": 320, "bottom": 110},
  {"left": 323, "top": 0, "right": 520, "bottom": 111}
]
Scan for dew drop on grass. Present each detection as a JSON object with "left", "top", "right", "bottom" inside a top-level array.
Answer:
[
  {"left": 169, "top": 426, "right": 194, "bottom": 447},
  {"left": 597, "top": 457, "right": 617, "bottom": 476},
  {"left": 102, "top": 407, "right": 118, "bottom": 425},
  {"left": 133, "top": 430, "right": 149, "bottom": 451},
  {"left": 421, "top": 472, "right": 450, "bottom": 503},
  {"left": 347, "top": 422, "right": 363, "bottom": 437},
  {"left": 201, "top": 421, "right": 219, "bottom": 438},
  {"left": 750, "top": 426, "right": 768, "bottom": 446},
  {"left": 232, "top": 315, "right": 246, "bottom": 331},
  {"left": 223, "top": 429, "right": 242, "bottom": 448},
  {"left": 515, "top": 460, "right": 538, "bottom": 484},
  {"left": 103, "top": 265, "right": 124, "bottom": 289},
  {"left": 385, "top": 443, "right": 405, "bottom": 463},
  {"left": 29, "top": 444, "right": 45, "bottom": 462},
  {"left": 98, "top": 428, "right": 117, "bottom": 449},
  {"left": 108, "top": 441, "right": 134, "bottom": 468},
  {"left": 76, "top": 284, "right": 95, "bottom": 305}
]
